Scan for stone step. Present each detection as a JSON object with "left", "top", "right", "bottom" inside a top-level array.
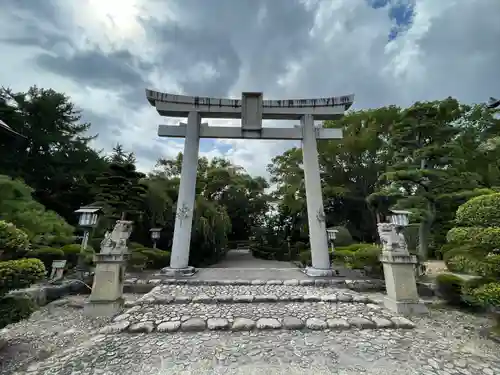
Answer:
[
  {"left": 129, "top": 285, "right": 376, "bottom": 306},
  {"left": 100, "top": 300, "right": 415, "bottom": 334},
  {"left": 124, "top": 277, "right": 384, "bottom": 292}
]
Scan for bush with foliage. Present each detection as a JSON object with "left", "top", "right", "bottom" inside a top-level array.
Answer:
[
  {"left": 27, "top": 247, "right": 65, "bottom": 271},
  {"left": 134, "top": 247, "right": 171, "bottom": 269},
  {"left": 0, "top": 258, "right": 46, "bottom": 295},
  {"left": 435, "top": 274, "right": 464, "bottom": 305},
  {"left": 0, "top": 294, "right": 37, "bottom": 329},
  {"left": 0, "top": 258, "right": 46, "bottom": 328},
  {"left": 0, "top": 220, "right": 30, "bottom": 260},
  {"left": 471, "top": 282, "right": 500, "bottom": 311},
  {"left": 127, "top": 251, "right": 148, "bottom": 272},
  {"left": 461, "top": 277, "right": 496, "bottom": 307},
  {"left": 455, "top": 193, "right": 500, "bottom": 227},
  {"left": 298, "top": 250, "right": 311, "bottom": 266}
]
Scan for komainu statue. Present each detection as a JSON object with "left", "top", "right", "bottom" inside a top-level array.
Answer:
[
  {"left": 377, "top": 222, "right": 408, "bottom": 254},
  {"left": 100, "top": 220, "right": 133, "bottom": 254}
]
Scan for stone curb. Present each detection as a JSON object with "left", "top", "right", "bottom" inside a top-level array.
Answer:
[
  {"left": 99, "top": 315, "right": 415, "bottom": 334},
  {"left": 130, "top": 293, "right": 377, "bottom": 306},
  {"left": 124, "top": 278, "right": 385, "bottom": 291}
]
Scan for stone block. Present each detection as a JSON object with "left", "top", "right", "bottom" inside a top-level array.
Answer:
[
  {"left": 303, "top": 295, "right": 321, "bottom": 302},
  {"left": 181, "top": 318, "right": 206, "bottom": 332},
  {"left": 321, "top": 294, "right": 338, "bottom": 302},
  {"left": 207, "top": 318, "right": 230, "bottom": 330},
  {"left": 99, "top": 320, "right": 130, "bottom": 334},
  {"left": 231, "top": 318, "right": 256, "bottom": 331},
  {"left": 256, "top": 318, "right": 281, "bottom": 330},
  {"left": 254, "top": 295, "right": 278, "bottom": 302},
  {"left": 391, "top": 316, "right": 416, "bottom": 329},
  {"left": 283, "top": 279, "right": 299, "bottom": 286},
  {"left": 233, "top": 295, "right": 254, "bottom": 303},
  {"left": 157, "top": 321, "right": 181, "bottom": 333},
  {"left": 129, "top": 321, "right": 155, "bottom": 333},
  {"left": 348, "top": 317, "right": 376, "bottom": 329},
  {"left": 327, "top": 318, "right": 350, "bottom": 330},
  {"left": 192, "top": 294, "right": 212, "bottom": 304},
  {"left": 306, "top": 318, "right": 327, "bottom": 330},
  {"left": 283, "top": 316, "right": 304, "bottom": 330},
  {"left": 371, "top": 317, "right": 394, "bottom": 329}
]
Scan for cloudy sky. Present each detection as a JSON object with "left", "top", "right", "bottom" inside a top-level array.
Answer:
[{"left": 1, "top": 0, "right": 499, "bottom": 177}]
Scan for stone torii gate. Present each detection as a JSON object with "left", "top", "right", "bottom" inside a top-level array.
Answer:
[{"left": 146, "top": 90, "right": 354, "bottom": 277}]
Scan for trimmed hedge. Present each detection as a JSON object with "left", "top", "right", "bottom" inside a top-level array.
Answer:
[
  {"left": 0, "top": 258, "right": 46, "bottom": 296},
  {"left": 28, "top": 247, "right": 65, "bottom": 271},
  {"left": 455, "top": 193, "right": 500, "bottom": 227},
  {"left": 446, "top": 227, "right": 500, "bottom": 251},
  {"left": 0, "top": 220, "right": 29, "bottom": 260},
  {"left": 0, "top": 294, "right": 37, "bottom": 329},
  {"left": 471, "top": 282, "right": 500, "bottom": 310},
  {"left": 330, "top": 226, "right": 354, "bottom": 247},
  {"left": 134, "top": 248, "right": 171, "bottom": 269}
]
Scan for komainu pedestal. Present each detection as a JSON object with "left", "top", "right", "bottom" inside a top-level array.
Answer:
[
  {"left": 378, "top": 223, "right": 428, "bottom": 315},
  {"left": 84, "top": 220, "right": 133, "bottom": 317}
]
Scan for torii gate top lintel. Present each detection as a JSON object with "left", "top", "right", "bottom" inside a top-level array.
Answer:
[{"left": 146, "top": 89, "right": 354, "bottom": 121}]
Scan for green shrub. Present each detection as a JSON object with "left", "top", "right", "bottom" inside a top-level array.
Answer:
[
  {"left": 435, "top": 274, "right": 464, "bottom": 305},
  {"left": 337, "top": 243, "right": 379, "bottom": 253},
  {"left": 293, "top": 241, "right": 307, "bottom": 253},
  {"left": 447, "top": 227, "right": 500, "bottom": 252},
  {"left": 60, "top": 244, "right": 82, "bottom": 267},
  {"left": 471, "top": 282, "right": 500, "bottom": 310},
  {"left": 0, "top": 295, "right": 37, "bottom": 329},
  {"left": 461, "top": 277, "right": 496, "bottom": 307},
  {"left": 332, "top": 249, "right": 355, "bottom": 264},
  {"left": 0, "top": 220, "right": 30, "bottom": 260},
  {"left": 136, "top": 248, "right": 171, "bottom": 269},
  {"left": 351, "top": 246, "right": 381, "bottom": 268},
  {"left": 0, "top": 258, "right": 46, "bottom": 296},
  {"left": 298, "top": 250, "right": 311, "bottom": 266},
  {"left": 127, "top": 252, "right": 148, "bottom": 272},
  {"left": 129, "top": 242, "right": 146, "bottom": 250},
  {"left": 455, "top": 193, "right": 500, "bottom": 227},
  {"left": 330, "top": 226, "right": 354, "bottom": 247},
  {"left": 27, "top": 247, "right": 65, "bottom": 271}
]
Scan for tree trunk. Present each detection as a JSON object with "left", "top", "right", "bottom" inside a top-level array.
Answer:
[{"left": 418, "top": 221, "right": 429, "bottom": 261}]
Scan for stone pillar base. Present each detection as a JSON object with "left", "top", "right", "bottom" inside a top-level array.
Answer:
[
  {"left": 84, "top": 298, "right": 124, "bottom": 317},
  {"left": 383, "top": 296, "right": 428, "bottom": 315},
  {"left": 160, "top": 266, "right": 196, "bottom": 277},
  {"left": 304, "top": 266, "right": 334, "bottom": 277}
]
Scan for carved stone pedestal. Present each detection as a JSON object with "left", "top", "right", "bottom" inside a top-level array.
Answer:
[
  {"left": 380, "top": 252, "right": 428, "bottom": 315},
  {"left": 84, "top": 253, "right": 127, "bottom": 317},
  {"left": 377, "top": 222, "right": 428, "bottom": 316},
  {"left": 84, "top": 220, "right": 132, "bottom": 317}
]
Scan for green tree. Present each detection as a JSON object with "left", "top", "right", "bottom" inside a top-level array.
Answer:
[{"left": 0, "top": 86, "right": 109, "bottom": 224}]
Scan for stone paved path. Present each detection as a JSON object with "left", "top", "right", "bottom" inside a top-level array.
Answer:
[{"left": 195, "top": 249, "right": 309, "bottom": 281}]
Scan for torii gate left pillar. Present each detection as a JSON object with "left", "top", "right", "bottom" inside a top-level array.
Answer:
[{"left": 146, "top": 90, "right": 354, "bottom": 277}]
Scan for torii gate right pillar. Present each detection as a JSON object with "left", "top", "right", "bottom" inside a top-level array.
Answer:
[{"left": 301, "top": 114, "right": 332, "bottom": 276}]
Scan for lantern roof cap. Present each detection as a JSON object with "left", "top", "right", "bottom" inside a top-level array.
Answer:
[
  {"left": 149, "top": 227, "right": 162, "bottom": 232},
  {"left": 389, "top": 209, "right": 411, "bottom": 215},
  {"left": 75, "top": 205, "right": 102, "bottom": 214}
]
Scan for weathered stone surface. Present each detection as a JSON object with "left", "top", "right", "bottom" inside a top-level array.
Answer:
[
  {"left": 192, "top": 294, "right": 212, "bottom": 304},
  {"left": 207, "top": 318, "right": 230, "bottom": 330},
  {"left": 148, "top": 279, "right": 162, "bottom": 285},
  {"left": 256, "top": 318, "right": 281, "bottom": 330},
  {"left": 299, "top": 280, "right": 315, "bottom": 286},
  {"left": 327, "top": 318, "right": 350, "bottom": 330},
  {"left": 353, "top": 295, "right": 369, "bottom": 303},
  {"left": 303, "top": 295, "right": 321, "bottom": 302},
  {"left": 282, "top": 316, "right": 304, "bottom": 330},
  {"left": 250, "top": 279, "right": 266, "bottom": 285},
  {"left": 173, "top": 296, "right": 192, "bottom": 304},
  {"left": 349, "top": 317, "right": 376, "bottom": 329},
  {"left": 372, "top": 317, "right": 394, "bottom": 329},
  {"left": 113, "top": 313, "right": 129, "bottom": 322},
  {"left": 155, "top": 295, "right": 175, "bottom": 304},
  {"left": 231, "top": 318, "right": 256, "bottom": 331},
  {"left": 266, "top": 280, "right": 283, "bottom": 285},
  {"left": 214, "top": 295, "right": 233, "bottom": 303},
  {"left": 99, "top": 320, "right": 130, "bottom": 334},
  {"left": 254, "top": 294, "right": 278, "bottom": 302},
  {"left": 306, "top": 318, "right": 327, "bottom": 330},
  {"left": 337, "top": 294, "right": 353, "bottom": 302},
  {"left": 180, "top": 318, "right": 206, "bottom": 332},
  {"left": 283, "top": 279, "right": 299, "bottom": 286},
  {"left": 391, "top": 316, "right": 416, "bottom": 329},
  {"left": 233, "top": 295, "right": 254, "bottom": 303},
  {"left": 314, "top": 279, "right": 330, "bottom": 286},
  {"left": 157, "top": 321, "right": 181, "bottom": 332},
  {"left": 321, "top": 294, "right": 338, "bottom": 302},
  {"left": 129, "top": 321, "right": 154, "bottom": 333}
]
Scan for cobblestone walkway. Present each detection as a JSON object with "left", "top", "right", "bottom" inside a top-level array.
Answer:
[{"left": 1, "top": 289, "right": 499, "bottom": 375}]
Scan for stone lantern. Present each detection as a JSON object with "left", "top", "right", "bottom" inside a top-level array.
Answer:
[{"left": 149, "top": 228, "right": 162, "bottom": 249}]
